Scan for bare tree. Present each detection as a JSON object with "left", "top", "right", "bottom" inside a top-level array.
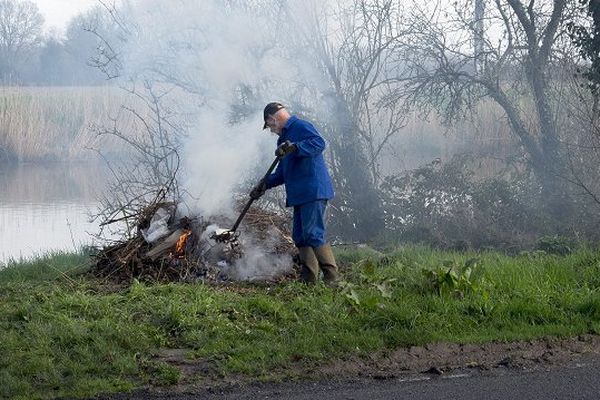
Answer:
[
  {"left": 90, "top": 80, "right": 184, "bottom": 239},
  {"left": 473, "top": 0, "right": 485, "bottom": 73},
  {"left": 82, "top": 1, "right": 131, "bottom": 80},
  {"left": 0, "top": 0, "right": 43, "bottom": 82},
  {"left": 558, "top": 70, "right": 600, "bottom": 208},
  {"left": 391, "top": 0, "right": 580, "bottom": 215},
  {"left": 82, "top": 3, "right": 186, "bottom": 236}
]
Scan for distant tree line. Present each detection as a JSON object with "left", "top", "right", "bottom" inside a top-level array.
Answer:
[{"left": 0, "top": 0, "right": 114, "bottom": 86}]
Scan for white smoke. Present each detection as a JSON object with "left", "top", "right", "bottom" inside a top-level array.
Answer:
[
  {"left": 182, "top": 110, "right": 272, "bottom": 217},
  {"left": 225, "top": 228, "right": 294, "bottom": 281},
  {"left": 227, "top": 246, "right": 293, "bottom": 281},
  {"left": 199, "top": 224, "right": 294, "bottom": 281},
  {"left": 117, "top": 0, "right": 300, "bottom": 217}
]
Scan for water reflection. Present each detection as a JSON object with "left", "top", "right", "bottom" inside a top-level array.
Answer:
[{"left": 0, "top": 163, "right": 109, "bottom": 263}]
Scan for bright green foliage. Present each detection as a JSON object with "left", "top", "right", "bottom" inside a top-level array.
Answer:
[
  {"left": 1, "top": 246, "right": 600, "bottom": 398},
  {"left": 536, "top": 235, "right": 573, "bottom": 256},
  {"left": 422, "top": 258, "right": 485, "bottom": 297}
]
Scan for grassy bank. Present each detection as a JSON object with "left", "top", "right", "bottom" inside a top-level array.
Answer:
[{"left": 1, "top": 246, "right": 600, "bottom": 399}]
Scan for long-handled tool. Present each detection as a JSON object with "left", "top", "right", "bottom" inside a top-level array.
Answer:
[{"left": 211, "top": 155, "right": 282, "bottom": 243}]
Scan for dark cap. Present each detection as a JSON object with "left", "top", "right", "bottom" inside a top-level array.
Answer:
[{"left": 263, "top": 102, "right": 285, "bottom": 129}]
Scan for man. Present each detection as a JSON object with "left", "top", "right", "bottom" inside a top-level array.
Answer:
[{"left": 251, "top": 102, "right": 339, "bottom": 284}]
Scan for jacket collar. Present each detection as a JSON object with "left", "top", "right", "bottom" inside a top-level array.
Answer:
[
  {"left": 279, "top": 115, "right": 298, "bottom": 142},
  {"left": 283, "top": 115, "right": 298, "bottom": 131}
]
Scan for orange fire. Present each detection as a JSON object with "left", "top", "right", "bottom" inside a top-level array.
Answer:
[{"left": 175, "top": 230, "right": 192, "bottom": 256}]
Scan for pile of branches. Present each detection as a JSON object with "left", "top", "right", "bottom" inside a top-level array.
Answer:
[{"left": 92, "top": 201, "right": 297, "bottom": 283}]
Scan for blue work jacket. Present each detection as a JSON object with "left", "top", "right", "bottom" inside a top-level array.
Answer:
[{"left": 266, "top": 116, "right": 335, "bottom": 206}]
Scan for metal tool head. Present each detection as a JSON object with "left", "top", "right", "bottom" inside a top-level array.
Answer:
[{"left": 210, "top": 228, "right": 240, "bottom": 243}]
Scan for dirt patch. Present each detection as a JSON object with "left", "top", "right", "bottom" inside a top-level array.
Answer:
[
  {"left": 148, "top": 334, "right": 600, "bottom": 393},
  {"left": 316, "top": 334, "right": 600, "bottom": 379},
  {"left": 87, "top": 335, "right": 600, "bottom": 399}
]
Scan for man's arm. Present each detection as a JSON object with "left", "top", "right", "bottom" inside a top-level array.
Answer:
[
  {"left": 293, "top": 122, "right": 326, "bottom": 157},
  {"left": 266, "top": 162, "right": 284, "bottom": 188}
]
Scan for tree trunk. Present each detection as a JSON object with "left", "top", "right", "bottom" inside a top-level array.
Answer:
[{"left": 324, "top": 95, "right": 385, "bottom": 242}]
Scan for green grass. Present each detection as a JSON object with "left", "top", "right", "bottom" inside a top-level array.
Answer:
[
  {"left": 1, "top": 246, "right": 600, "bottom": 399},
  {"left": 0, "top": 251, "right": 90, "bottom": 282}
]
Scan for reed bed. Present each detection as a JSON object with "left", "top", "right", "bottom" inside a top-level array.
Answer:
[
  {"left": 0, "top": 86, "right": 523, "bottom": 175},
  {"left": 0, "top": 86, "right": 134, "bottom": 162}
]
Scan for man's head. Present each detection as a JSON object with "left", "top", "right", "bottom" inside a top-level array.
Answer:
[{"left": 263, "top": 102, "right": 290, "bottom": 135}]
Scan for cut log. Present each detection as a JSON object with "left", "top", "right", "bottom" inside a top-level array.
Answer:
[{"left": 145, "top": 229, "right": 184, "bottom": 261}]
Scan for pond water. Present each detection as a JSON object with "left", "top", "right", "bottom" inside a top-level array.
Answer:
[{"left": 0, "top": 162, "right": 109, "bottom": 264}]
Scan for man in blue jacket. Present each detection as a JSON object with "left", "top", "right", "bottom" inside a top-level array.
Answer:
[{"left": 251, "top": 102, "right": 339, "bottom": 283}]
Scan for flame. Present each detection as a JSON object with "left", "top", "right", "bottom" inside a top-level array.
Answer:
[{"left": 175, "top": 230, "right": 192, "bottom": 256}]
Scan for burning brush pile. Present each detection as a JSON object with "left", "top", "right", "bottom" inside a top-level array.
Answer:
[{"left": 92, "top": 202, "right": 298, "bottom": 283}]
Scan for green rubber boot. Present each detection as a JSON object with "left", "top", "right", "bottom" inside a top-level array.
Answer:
[
  {"left": 314, "top": 244, "right": 340, "bottom": 284},
  {"left": 298, "top": 247, "right": 319, "bottom": 283}
]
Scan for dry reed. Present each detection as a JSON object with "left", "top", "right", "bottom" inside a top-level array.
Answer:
[
  {"left": 0, "top": 86, "right": 135, "bottom": 162},
  {"left": 0, "top": 86, "right": 525, "bottom": 177}
]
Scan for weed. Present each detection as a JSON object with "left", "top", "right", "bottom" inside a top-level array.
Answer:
[
  {"left": 422, "top": 257, "right": 485, "bottom": 298},
  {"left": 536, "top": 235, "right": 573, "bottom": 256},
  {"left": 142, "top": 360, "right": 182, "bottom": 386}
]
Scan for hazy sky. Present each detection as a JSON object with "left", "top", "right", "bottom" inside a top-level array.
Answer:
[{"left": 32, "top": 0, "right": 98, "bottom": 34}]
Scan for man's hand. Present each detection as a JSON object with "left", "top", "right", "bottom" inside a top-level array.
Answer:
[
  {"left": 250, "top": 179, "right": 267, "bottom": 200},
  {"left": 275, "top": 140, "right": 297, "bottom": 157}
]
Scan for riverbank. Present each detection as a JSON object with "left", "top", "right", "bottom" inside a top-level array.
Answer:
[{"left": 1, "top": 246, "right": 599, "bottom": 399}]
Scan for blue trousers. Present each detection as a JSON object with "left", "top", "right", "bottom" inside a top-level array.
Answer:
[{"left": 292, "top": 200, "right": 328, "bottom": 248}]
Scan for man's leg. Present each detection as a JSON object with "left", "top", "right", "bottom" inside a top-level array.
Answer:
[
  {"left": 299, "top": 201, "right": 339, "bottom": 283},
  {"left": 293, "top": 206, "right": 319, "bottom": 283}
]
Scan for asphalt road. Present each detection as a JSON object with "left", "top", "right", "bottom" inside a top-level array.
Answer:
[{"left": 96, "top": 355, "right": 600, "bottom": 400}]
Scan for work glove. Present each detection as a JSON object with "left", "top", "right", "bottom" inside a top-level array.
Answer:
[
  {"left": 249, "top": 179, "right": 267, "bottom": 200},
  {"left": 275, "top": 140, "right": 297, "bottom": 157}
]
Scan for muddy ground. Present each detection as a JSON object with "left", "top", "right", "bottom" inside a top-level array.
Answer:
[{"left": 87, "top": 334, "right": 600, "bottom": 399}]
